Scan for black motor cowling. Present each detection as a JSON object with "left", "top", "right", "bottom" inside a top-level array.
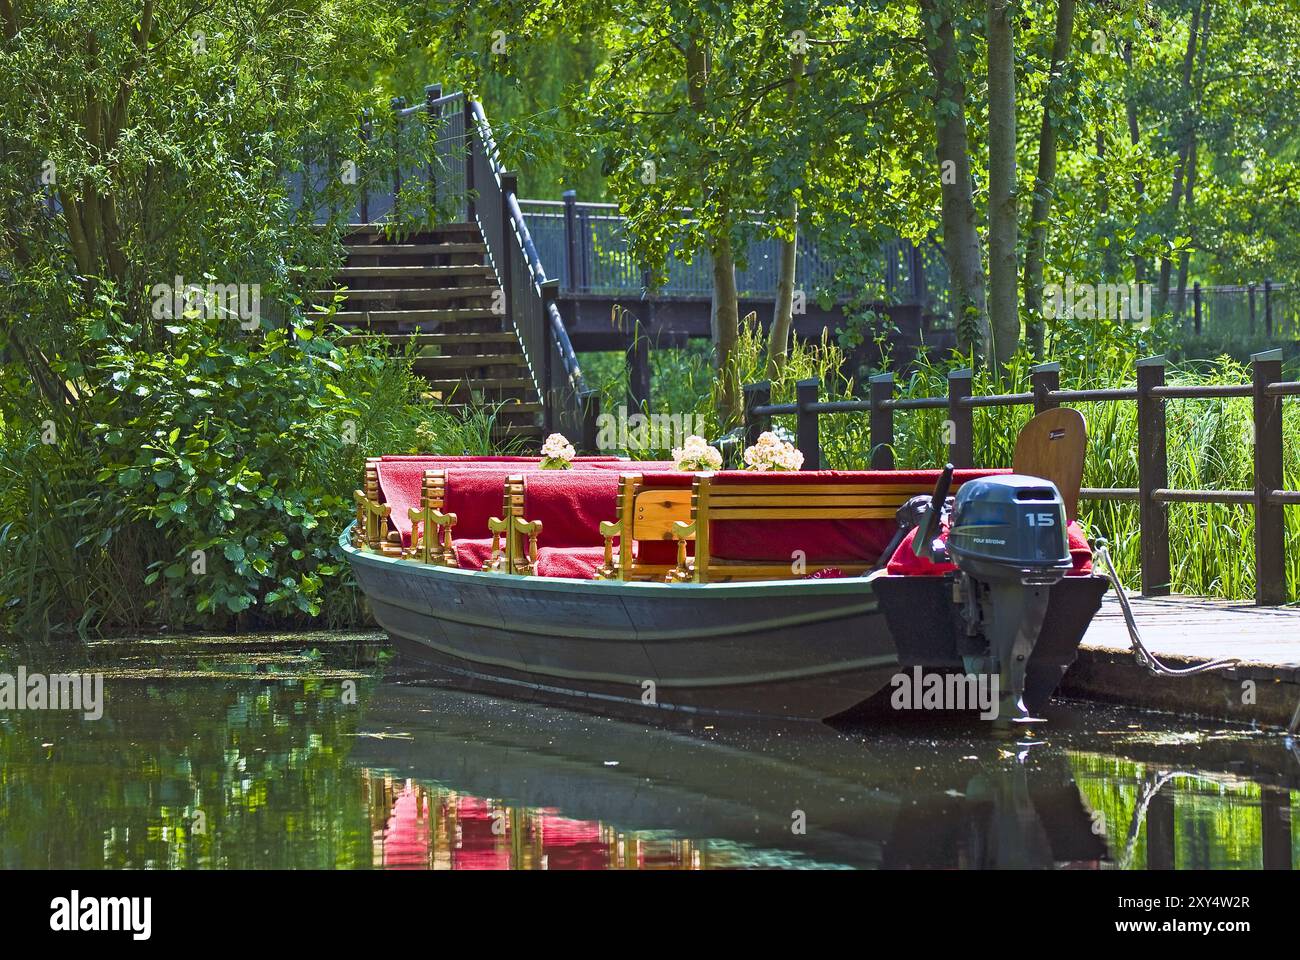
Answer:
[{"left": 947, "top": 475, "right": 1072, "bottom": 582}]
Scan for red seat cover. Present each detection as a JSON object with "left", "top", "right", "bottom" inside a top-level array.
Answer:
[
  {"left": 534, "top": 545, "right": 607, "bottom": 579},
  {"left": 886, "top": 520, "right": 1094, "bottom": 576},
  {"left": 523, "top": 471, "right": 621, "bottom": 548}
]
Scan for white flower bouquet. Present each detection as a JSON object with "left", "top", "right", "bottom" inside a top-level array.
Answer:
[
  {"left": 742, "top": 431, "right": 804, "bottom": 471},
  {"left": 539, "top": 432, "right": 576, "bottom": 469},
  {"left": 671, "top": 435, "right": 723, "bottom": 472}
]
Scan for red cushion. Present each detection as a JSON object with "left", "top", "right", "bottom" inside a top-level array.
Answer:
[
  {"left": 374, "top": 460, "right": 431, "bottom": 546},
  {"left": 534, "top": 545, "right": 606, "bottom": 579},
  {"left": 886, "top": 520, "right": 1094, "bottom": 576},
  {"left": 453, "top": 537, "right": 498, "bottom": 571},
  {"left": 700, "top": 468, "right": 1009, "bottom": 486},
  {"left": 379, "top": 455, "right": 622, "bottom": 462},
  {"left": 375, "top": 462, "right": 617, "bottom": 546},
  {"left": 523, "top": 471, "right": 621, "bottom": 547},
  {"left": 583, "top": 460, "right": 680, "bottom": 471},
  {"left": 442, "top": 471, "right": 515, "bottom": 540}
]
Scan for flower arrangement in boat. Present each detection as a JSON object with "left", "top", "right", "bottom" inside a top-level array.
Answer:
[
  {"left": 742, "top": 431, "right": 804, "bottom": 471},
  {"left": 672, "top": 435, "right": 723, "bottom": 472},
  {"left": 539, "top": 433, "right": 576, "bottom": 469}
]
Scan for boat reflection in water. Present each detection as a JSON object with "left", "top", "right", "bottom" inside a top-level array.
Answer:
[{"left": 353, "top": 685, "right": 1110, "bottom": 870}]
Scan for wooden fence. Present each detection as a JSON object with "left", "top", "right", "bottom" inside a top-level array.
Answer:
[{"left": 743, "top": 350, "right": 1299, "bottom": 605}]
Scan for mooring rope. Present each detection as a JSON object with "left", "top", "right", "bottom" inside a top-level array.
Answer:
[{"left": 1092, "top": 540, "right": 1241, "bottom": 677}]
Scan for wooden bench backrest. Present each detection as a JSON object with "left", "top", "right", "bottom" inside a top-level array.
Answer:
[
  {"left": 1012, "top": 407, "right": 1087, "bottom": 521},
  {"left": 701, "top": 480, "right": 936, "bottom": 522},
  {"left": 632, "top": 488, "right": 692, "bottom": 540},
  {"left": 685, "top": 474, "right": 960, "bottom": 582}
]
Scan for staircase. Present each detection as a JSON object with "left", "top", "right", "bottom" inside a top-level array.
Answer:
[{"left": 312, "top": 221, "right": 545, "bottom": 446}]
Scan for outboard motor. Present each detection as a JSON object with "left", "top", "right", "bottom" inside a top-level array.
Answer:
[{"left": 912, "top": 467, "right": 1073, "bottom": 721}]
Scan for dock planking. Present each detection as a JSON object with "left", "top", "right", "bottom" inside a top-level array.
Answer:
[{"left": 1064, "top": 594, "right": 1300, "bottom": 727}]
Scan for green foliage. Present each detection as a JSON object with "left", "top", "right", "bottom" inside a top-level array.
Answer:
[{"left": 0, "top": 306, "right": 501, "bottom": 638}]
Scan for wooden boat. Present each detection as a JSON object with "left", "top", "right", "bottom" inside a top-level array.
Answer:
[
  {"left": 344, "top": 531, "right": 1105, "bottom": 721},
  {"left": 343, "top": 413, "right": 1109, "bottom": 722}
]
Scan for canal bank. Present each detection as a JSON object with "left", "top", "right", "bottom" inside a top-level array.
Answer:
[{"left": 1065, "top": 595, "right": 1300, "bottom": 729}]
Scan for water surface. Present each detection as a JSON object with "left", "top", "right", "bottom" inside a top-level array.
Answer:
[{"left": 0, "top": 639, "right": 1295, "bottom": 869}]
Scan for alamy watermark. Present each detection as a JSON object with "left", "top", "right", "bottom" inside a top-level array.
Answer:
[
  {"left": 595, "top": 405, "right": 708, "bottom": 453},
  {"left": 149, "top": 275, "right": 261, "bottom": 329},
  {"left": 50, "top": 891, "right": 150, "bottom": 940},
  {"left": 889, "top": 667, "right": 999, "bottom": 720},
  {"left": 1043, "top": 278, "right": 1152, "bottom": 324},
  {"left": 0, "top": 667, "right": 103, "bottom": 720}
]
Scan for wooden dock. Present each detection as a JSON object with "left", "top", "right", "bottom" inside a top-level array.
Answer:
[{"left": 1062, "top": 595, "right": 1300, "bottom": 728}]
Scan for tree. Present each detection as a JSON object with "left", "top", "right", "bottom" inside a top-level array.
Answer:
[
  {"left": 985, "top": 0, "right": 1018, "bottom": 370},
  {"left": 920, "top": 0, "right": 989, "bottom": 362},
  {"left": 1022, "top": 0, "right": 1077, "bottom": 359}
]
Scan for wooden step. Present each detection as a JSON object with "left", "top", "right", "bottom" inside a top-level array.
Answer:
[
  {"left": 311, "top": 286, "right": 500, "bottom": 302},
  {"left": 422, "top": 377, "right": 536, "bottom": 393},
  {"left": 334, "top": 265, "right": 495, "bottom": 279},
  {"left": 492, "top": 423, "right": 544, "bottom": 440},
  {"left": 322, "top": 308, "right": 502, "bottom": 325},
  {"left": 413, "top": 354, "right": 526, "bottom": 373},
  {"left": 343, "top": 242, "right": 487, "bottom": 257},
  {"left": 334, "top": 332, "right": 519, "bottom": 347},
  {"left": 447, "top": 400, "right": 544, "bottom": 415},
  {"left": 341, "top": 222, "right": 480, "bottom": 238}
]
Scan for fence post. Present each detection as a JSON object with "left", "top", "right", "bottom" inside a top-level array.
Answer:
[
  {"left": 796, "top": 377, "right": 821, "bottom": 470},
  {"left": 869, "top": 373, "right": 894, "bottom": 469},
  {"left": 539, "top": 280, "right": 559, "bottom": 434},
  {"left": 562, "top": 190, "right": 579, "bottom": 293},
  {"left": 390, "top": 96, "right": 405, "bottom": 218},
  {"left": 1265, "top": 279, "right": 1274, "bottom": 338},
  {"left": 580, "top": 389, "right": 601, "bottom": 455},
  {"left": 1249, "top": 284, "right": 1257, "bottom": 335},
  {"left": 358, "top": 109, "right": 370, "bottom": 224},
  {"left": 425, "top": 84, "right": 442, "bottom": 212},
  {"left": 1136, "top": 355, "right": 1170, "bottom": 597},
  {"left": 946, "top": 368, "right": 973, "bottom": 468},
  {"left": 1253, "top": 348, "right": 1285, "bottom": 605},
  {"left": 742, "top": 381, "right": 771, "bottom": 448},
  {"left": 499, "top": 171, "right": 517, "bottom": 331},
  {"left": 1029, "top": 361, "right": 1060, "bottom": 415},
  {"left": 1193, "top": 282, "right": 1202, "bottom": 335},
  {"left": 464, "top": 99, "right": 476, "bottom": 222}
]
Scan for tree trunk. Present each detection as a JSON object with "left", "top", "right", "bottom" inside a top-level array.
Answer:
[
  {"left": 986, "top": 0, "right": 1018, "bottom": 372},
  {"left": 686, "top": 35, "right": 741, "bottom": 422},
  {"left": 1157, "top": 0, "right": 1204, "bottom": 313},
  {"left": 767, "top": 53, "right": 805, "bottom": 379},
  {"left": 1122, "top": 40, "right": 1146, "bottom": 284},
  {"left": 921, "top": 0, "right": 988, "bottom": 363},
  {"left": 1174, "top": 5, "right": 1212, "bottom": 321},
  {"left": 768, "top": 196, "right": 798, "bottom": 378},
  {"left": 1022, "top": 0, "right": 1076, "bottom": 360},
  {"left": 1173, "top": 132, "right": 1197, "bottom": 320},
  {"left": 711, "top": 229, "right": 741, "bottom": 421}
]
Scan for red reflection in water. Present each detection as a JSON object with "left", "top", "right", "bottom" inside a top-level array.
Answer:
[{"left": 372, "top": 774, "right": 665, "bottom": 870}]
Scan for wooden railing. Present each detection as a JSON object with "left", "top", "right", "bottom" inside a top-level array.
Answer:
[
  {"left": 743, "top": 349, "right": 1299, "bottom": 605},
  {"left": 462, "top": 98, "right": 600, "bottom": 449},
  {"left": 516, "top": 195, "right": 949, "bottom": 314}
]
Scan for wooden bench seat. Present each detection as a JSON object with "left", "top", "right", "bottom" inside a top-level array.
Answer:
[{"left": 666, "top": 469, "right": 1006, "bottom": 583}]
